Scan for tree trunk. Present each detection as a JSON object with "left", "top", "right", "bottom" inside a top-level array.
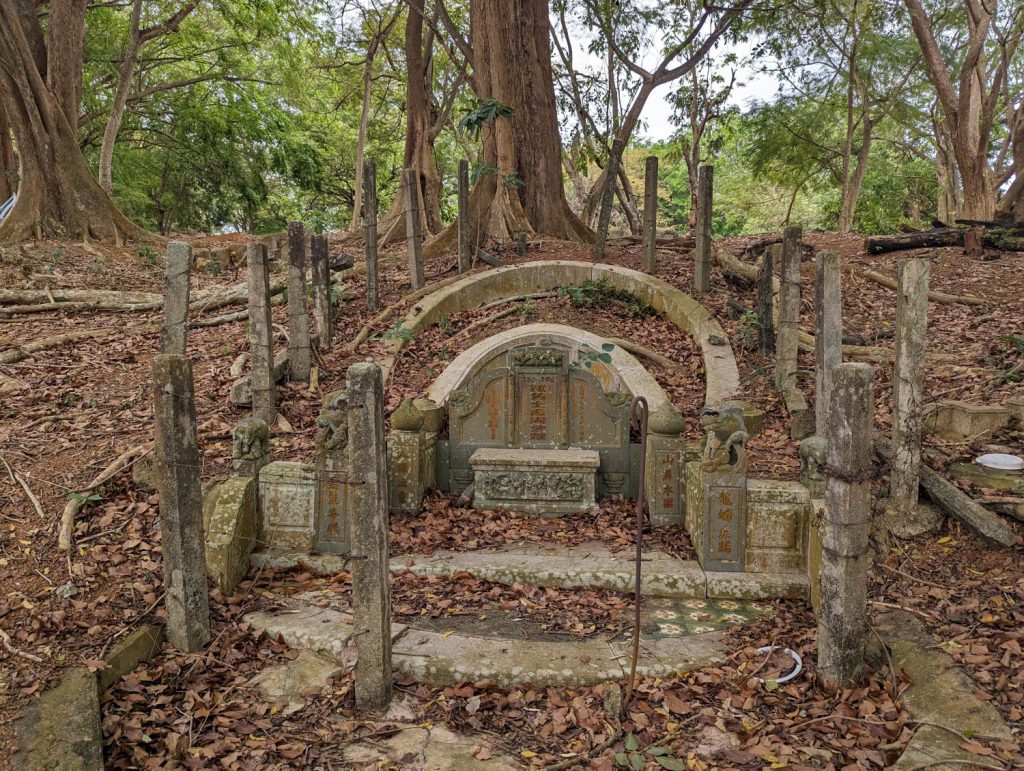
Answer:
[
  {"left": 349, "top": 41, "right": 375, "bottom": 231},
  {"left": 98, "top": 36, "right": 141, "bottom": 194},
  {"left": 379, "top": 0, "right": 443, "bottom": 246},
  {"left": 0, "top": 0, "right": 150, "bottom": 244},
  {"left": 838, "top": 122, "right": 873, "bottom": 234},
  {"left": 46, "top": 0, "right": 86, "bottom": 135},
  {"left": 428, "top": 0, "right": 590, "bottom": 256},
  {"left": 0, "top": 106, "right": 14, "bottom": 201}
]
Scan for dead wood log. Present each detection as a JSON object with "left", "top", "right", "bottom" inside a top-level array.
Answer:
[
  {"left": 0, "top": 328, "right": 123, "bottom": 365},
  {"left": 864, "top": 225, "right": 1024, "bottom": 255},
  {"left": 875, "top": 437, "right": 1018, "bottom": 548},
  {"left": 0, "top": 288, "right": 162, "bottom": 306},
  {"left": 604, "top": 337, "right": 678, "bottom": 370},
  {"left": 860, "top": 269, "right": 987, "bottom": 306}
]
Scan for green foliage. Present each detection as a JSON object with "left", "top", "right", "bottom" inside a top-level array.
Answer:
[
  {"left": 560, "top": 277, "right": 652, "bottom": 317},
  {"left": 458, "top": 98, "right": 514, "bottom": 139},
  {"left": 574, "top": 342, "right": 615, "bottom": 369},
  {"left": 613, "top": 734, "right": 683, "bottom": 770},
  {"left": 381, "top": 319, "right": 414, "bottom": 343}
]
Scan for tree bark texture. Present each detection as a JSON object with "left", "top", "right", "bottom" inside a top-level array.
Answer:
[
  {"left": 0, "top": 0, "right": 150, "bottom": 243},
  {"left": 428, "top": 0, "right": 591, "bottom": 257},
  {"left": 46, "top": 0, "right": 87, "bottom": 135}
]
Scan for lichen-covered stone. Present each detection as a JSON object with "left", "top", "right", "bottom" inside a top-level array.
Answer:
[
  {"left": 205, "top": 476, "right": 257, "bottom": 594},
  {"left": 745, "top": 479, "right": 810, "bottom": 574},
  {"left": 14, "top": 668, "right": 103, "bottom": 770},
  {"left": 258, "top": 461, "right": 316, "bottom": 551},
  {"left": 470, "top": 448, "right": 600, "bottom": 516}
]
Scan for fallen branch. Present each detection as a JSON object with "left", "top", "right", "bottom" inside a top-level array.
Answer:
[
  {"left": 0, "top": 626, "right": 43, "bottom": 663},
  {"left": 0, "top": 328, "right": 122, "bottom": 365},
  {"left": 860, "top": 269, "right": 987, "bottom": 306},
  {"left": 59, "top": 444, "right": 153, "bottom": 551},
  {"left": 0, "top": 300, "right": 162, "bottom": 315},
  {"left": 0, "top": 453, "right": 44, "bottom": 519}
]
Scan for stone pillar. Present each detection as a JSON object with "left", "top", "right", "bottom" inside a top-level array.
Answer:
[
  {"left": 415, "top": 397, "right": 445, "bottom": 491},
  {"left": 160, "top": 241, "right": 191, "bottom": 355},
  {"left": 814, "top": 250, "right": 842, "bottom": 433},
  {"left": 645, "top": 402, "right": 686, "bottom": 527},
  {"left": 310, "top": 233, "right": 332, "bottom": 348},
  {"left": 402, "top": 169, "right": 425, "bottom": 290},
  {"left": 287, "top": 221, "right": 311, "bottom": 382},
  {"left": 364, "top": 159, "right": 380, "bottom": 311},
  {"left": 887, "top": 257, "right": 940, "bottom": 536},
  {"left": 757, "top": 246, "right": 775, "bottom": 355},
  {"left": 152, "top": 355, "right": 210, "bottom": 652},
  {"left": 457, "top": 159, "right": 471, "bottom": 274},
  {"left": 387, "top": 400, "right": 426, "bottom": 514},
  {"left": 642, "top": 155, "right": 658, "bottom": 273},
  {"left": 247, "top": 242, "right": 276, "bottom": 425},
  {"left": 593, "top": 137, "right": 625, "bottom": 262},
  {"left": 775, "top": 230, "right": 801, "bottom": 394},
  {"left": 315, "top": 391, "right": 350, "bottom": 554},
  {"left": 515, "top": 230, "right": 527, "bottom": 257},
  {"left": 818, "top": 362, "right": 873, "bottom": 687},
  {"left": 232, "top": 416, "right": 269, "bottom": 477},
  {"left": 347, "top": 363, "right": 392, "bottom": 712},
  {"left": 695, "top": 402, "right": 748, "bottom": 571},
  {"left": 693, "top": 164, "right": 713, "bottom": 294}
]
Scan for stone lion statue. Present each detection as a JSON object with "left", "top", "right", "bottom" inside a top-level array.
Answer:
[{"left": 700, "top": 402, "right": 749, "bottom": 474}]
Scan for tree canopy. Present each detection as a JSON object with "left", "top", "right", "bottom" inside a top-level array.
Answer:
[{"left": 0, "top": 0, "right": 1020, "bottom": 243}]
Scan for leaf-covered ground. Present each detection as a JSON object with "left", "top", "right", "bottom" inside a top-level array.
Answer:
[{"left": 1, "top": 232, "right": 1022, "bottom": 765}]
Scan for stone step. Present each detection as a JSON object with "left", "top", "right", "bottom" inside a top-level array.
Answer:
[
  {"left": 244, "top": 592, "right": 725, "bottom": 687},
  {"left": 250, "top": 542, "right": 810, "bottom": 601}
]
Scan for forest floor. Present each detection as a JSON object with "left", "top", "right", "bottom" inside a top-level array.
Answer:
[{"left": 0, "top": 231, "right": 1022, "bottom": 767}]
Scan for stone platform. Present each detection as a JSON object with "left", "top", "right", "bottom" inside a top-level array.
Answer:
[
  {"left": 250, "top": 542, "right": 809, "bottom": 601},
  {"left": 244, "top": 592, "right": 726, "bottom": 687}
]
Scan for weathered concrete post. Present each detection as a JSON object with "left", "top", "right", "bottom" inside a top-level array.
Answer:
[
  {"left": 315, "top": 391, "right": 350, "bottom": 554},
  {"left": 287, "top": 221, "right": 311, "bottom": 382},
  {"left": 642, "top": 155, "right": 658, "bottom": 273},
  {"left": 347, "top": 363, "right": 392, "bottom": 712},
  {"left": 775, "top": 228, "right": 802, "bottom": 393},
  {"left": 364, "top": 159, "right": 380, "bottom": 311},
  {"left": 693, "top": 164, "right": 713, "bottom": 294},
  {"left": 310, "top": 234, "right": 332, "bottom": 348},
  {"left": 886, "top": 257, "right": 941, "bottom": 536},
  {"left": 246, "top": 242, "right": 276, "bottom": 425},
  {"left": 152, "top": 354, "right": 210, "bottom": 652},
  {"left": 756, "top": 246, "right": 775, "bottom": 356},
  {"left": 818, "top": 362, "right": 873, "bottom": 688},
  {"left": 402, "top": 169, "right": 425, "bottom": 290},
  {"left": 160, "top": 241, "right": 191, "bottom": 355},
  {"left": 515, "top": 230, "right": 527, "bottom": 257},
  {"left": 593, "top": 137, "right": 625, "bottom": 262},
  {"left": 457, "top": 159, "right": 471, "bottom": 274},
  {"left": 814, "top": 250, "right": 842, "bottom": 431}
]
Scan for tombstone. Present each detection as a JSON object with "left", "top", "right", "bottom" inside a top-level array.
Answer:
[
  {"left": 364, "top": 159, "right": 380, "bottom": 311},
  {"left": 692, "top": 402, "right": 748, "bottom": 572},
  {"left": 247, "top": 243, "right": 276, "bottom": 424},
  {"left": 402, "top": 169, "right": 425, "bottom": 290},
  {"left": 886, "top": 257, "right": 941, "bottom": 536},
  {"left": 310, "top": 234, "right": 332, "bottom": 348},
  {"left": 457, "top": 159, "right": 471, "bottom": 274},
  {"left": 287, "top": 221, "right": 311, "bottom": 382},
  {"left": 314, "top": 391, "right": 350, "bottom": 554},
  {"left": 160, "top": 241, "right": 191, "bottom": 355},
  {"left": 756, "top": 246, "right": 774, "bottom": 355},
  {"left": 151, "top": 354, "right": 210, "bottom": 652},
  {"left": 642, "top": 155, "right": 658, "bottom": 274},
  {"left": 346, "top": 363, "right": 392, "bottom": 712},
  {"left": 387, "top": 400, "right": 426, "bottom": 514},
  {"left": 442, "top": 342, "right": 633, "bottom": 498},
  {"left": 693, "top": 164, "right": 713, "bottom": 294},
  {"left": 818, "top": 362, "right": 873, "bottom": 688}
]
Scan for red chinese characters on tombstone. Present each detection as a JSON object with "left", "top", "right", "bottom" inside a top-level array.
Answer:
[
  {"left": 529, "top": 382, "right": 548, "bottom": 442},
  {"left": 660, "top": 454, "right": 675, "bottom": 511}
]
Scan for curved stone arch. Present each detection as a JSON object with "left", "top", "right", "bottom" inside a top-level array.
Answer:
[
  {"left": 391, "top": 260, "right": 739, "bottom": 406},
  {"left": 427, "top": 323, "right": 673, "bottom": 412}
]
